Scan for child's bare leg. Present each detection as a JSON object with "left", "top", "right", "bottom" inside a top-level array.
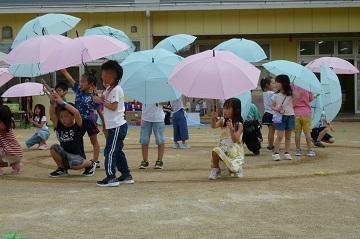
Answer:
[
  {"left": 285, "top": 130, "right": 292, "bottom": 153},
  {"left": 274, "top": 130, "right": 285, "bottom": 153},
  {"left": 295, "top": 131, "right": 301, "bottom": 149},
  {"left": 141, "top": 144, "right": 149, "bottom": 161},
  {"left": 317, "top": 128, "right": 329, "bottom": 142},
  {"left": 305, "top": 132, "right": 312, "bottom": 151},
  {"left": 211, "top": 151, "right": 221, "bottom": 168},
  {"left": 89, "top": 134, "right": 100, "bottom": 161},
  {"left": 268, "top": 125, "right": 275, "bottom": 147},
  {"left": 50, "top": 148, "right": 65, "bottom": 168},
  {"left": 158, "top": 144, "right": 165, "bottom": 161}
]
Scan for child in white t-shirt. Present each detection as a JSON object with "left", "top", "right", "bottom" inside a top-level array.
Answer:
[{"left": 25, "top": 104, "right": 50, "bottom": 150}]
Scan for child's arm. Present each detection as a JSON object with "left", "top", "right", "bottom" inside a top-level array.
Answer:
[
  {"left": 52, "top": 92, "right": 83, "bottom": 127},
  {"left": 226, "top": 119, "right": 243, "bottom": 143},
  {"left": 60, "top": 68, "right": 76, "bottom": 87},
  {"left": 93, "top": 95, "right": 118, "bottom": 111},
  {"left": 49, "top": 94, "right": 59, "bottom": 128},
  {"left": 96, "top": 108, "right": 107, "bottom": 136},
  {"left": 31, "top": 118, "right": 46, "bottom": 129}
]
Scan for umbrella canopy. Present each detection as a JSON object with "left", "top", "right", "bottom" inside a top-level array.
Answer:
[
  {"left": 9, "top": 64, "right": 45, "bottom": 78},
  {"left": 2, "top": 82, "right": 45, "bottom": 97},
  {"left": 236, "top": 90, "right": 252, "bottom": 119},
  {"left": 154, "top": 34, "right": 196, "bottom": 53},
  {"left": 41, "top": 35, "right": 129, "bottom": 73},
  {"left": 0, "top": 68, "right": 13, "bottom": 87},
  {"left": 84, "top": 26, "right": 136, "bottom": 61},
  {"left": 312, "top": 65, "right": 342, "bottom": 127},
  {"left": 263, "top": 60, "right": 322, "bottom": 94},
  {"left": 214, "top": 38, "right": 267, "bottom": 63},
  {"left": 12, "top": 13, "right": 80, "bottom": 49},
  {"left": 169, "top": 50, "right": 260, "bottom": 100},
  {"left": 306, "top": 57, "right": 359, "bottom": 74},
  {"left": 120, "top": 49, "right": 183, "bottom": 104},
  {"left": 0, "top": 52, "right": 7, "bottom": 66}
]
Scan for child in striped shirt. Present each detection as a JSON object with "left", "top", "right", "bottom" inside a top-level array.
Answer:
[{"left": 0, "top": 105, "right": 23, "bottom": 175}]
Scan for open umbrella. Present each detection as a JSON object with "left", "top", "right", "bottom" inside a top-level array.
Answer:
[
  {"left": 120, "top": 49, "right": 183, "bottom": 104},
  {"left": 263, "top": 60, "right": 322, "bottom": 94},
  {"left": 214, "top": 38, "right": 267, "bottom": 63},
  {"left": 312, "top": 65, "right": 342, "bottom": 127},
  {"left": 169, "top": 50, "right": 260, "bottom": 100},
  {"left": 154, "top": 34, "right": 196, "bottom": 53},
  {"left": 41, "top": 35, "right": 129, "bottom": 73},
  {"left": 236, "top": 90, "right": 252, "bottom": 119},
  {"left": 2, "top": 82, "right": 45, "bottom": 97},
  {"left": 306, "top": 57, "right": 359, "bottom": 74},
  {"left": 0, "top": 52, "right": 7, "bottom": 66},
  {"left": 12, "top": 13, "right": 80, "bottom": 49},
  {"left": 0, "top": 68, "right": 13, "bottom": 87},
  {"left": 9, "top": 64, "right": 44, "bottom": 78},
  {"left": 84, "top": 26, "right": 135, "bottom": 61}
]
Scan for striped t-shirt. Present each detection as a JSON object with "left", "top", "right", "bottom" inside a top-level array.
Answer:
[{"left": 0, "top": 129, "right": 23, "bottom": 157}]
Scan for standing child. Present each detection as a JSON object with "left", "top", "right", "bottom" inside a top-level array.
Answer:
[
  {"left": 292, "top": 85, "right": 316, "bottom": 157},
  {"left": 25, "top": 104, "right": 50, "bottom": 150},
  {"left": 94, "top": 60, "right": 134, "bottom": 187},
  {"left": 209, "top": 98, "right": 244, "bottom": 180},
  {"left": 171, "top": 97, "right": 190, "bottom": 149},
  {"left": 260, "top": 77, "right": 276, "bottom": 151},
  {"left": 61, "top": 69, "right": 104, "bottom": 168},
  {"left": 138, "top": 104, "right": 166, "bottom": 169},
  {"left": 271, "top": 75, "right": 295, "bottom": 161},
  {"left": 311, "top": 110, "right": 335, "bottom": 147},
  {"left": 0, "top": 105, "right": 23, "bottom": 175}
]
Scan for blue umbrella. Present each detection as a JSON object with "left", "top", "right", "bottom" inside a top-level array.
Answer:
[
  {"left": 311, "top": 65, "right": 342, "bottom": 127},
  {"left": 214, "top": 38, "right": 267, "bottom": 62},
  {"left": 154, "top": 34, "right": 196, "bottom": 53},
  {"left": 84, "top": 26, "right": 135, "bottom": 61},
  {"left": 8, "top": 63, "right": 51, "bottom": 78},
  {"left": 120, "top": 49, "right": 183, "bottom": 104},
  {"left": 263, "top": 60, "right": 322, "bottom": 94},
  {"left": 236, "top": 90, "right": 252, "bottom": 119},
  {"left": 12, "top": 13, "right": 80, "bottom": 49}
]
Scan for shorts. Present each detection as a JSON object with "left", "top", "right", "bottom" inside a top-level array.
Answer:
[
  {"left": 140, "top": 121, "right": 166, "bottom": 145},
  {"left": 274, "top": 115, "right": 295, "bottom": 131},
  {"left": 0, "top": 149, "right": 22, "bottom": 165},
  {"left": 262, "top": 112, "right": 273, "bottom": 125},
  {"left": 82, "top": 118, "right": 100, "bottom": 136},
  {"left": 311, "top": 127, "right": 333, "bottom": 142},
  {"left": 50, "top": 144, "right": 85, "bottom": 169},
  {"left": 295, "top": 116, "right": 311, "bottom": 133}
]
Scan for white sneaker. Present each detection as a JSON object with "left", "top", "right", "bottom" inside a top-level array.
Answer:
[
  {"left": 208, "top": 168, "right": 220, "bottom": 180},
  {"left": 172, "top": 143, "right": 180, "bottom": 149},
  {"left": 272, "top": 153, "right": 281, "bottom": 161},
  {"left": 307, "top": 150, "right": 316, "bottom": 157},
  {"left": 295, "top": 148, "right": 303, "bottom": 156},
  {"left": 180, "top": 143, "right": 191, "bottom": 149},
  {"left": 38, "top": 144, "right": 48, "bottom": 150},
  {"left": 284, "top": 153, "right": 293, "bottom": 160}
]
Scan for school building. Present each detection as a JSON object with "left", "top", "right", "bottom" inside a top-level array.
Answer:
[{"left": 0, "top": 0, "right": 360, "bottom": 116}]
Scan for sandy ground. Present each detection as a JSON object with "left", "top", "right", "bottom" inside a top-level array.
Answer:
[{"left": 1, "top": 122, "right": 360, "bottom": 239}]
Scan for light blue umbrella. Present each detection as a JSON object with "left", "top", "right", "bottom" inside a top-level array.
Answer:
[
  {"left": 263, "top": 60, "right": 322, "bottom": 94},
  {"left": 120, "top": 49, "right": 183, "bottom": 104},
  {"left": 311, "top": 65, "right": 342, "bottom": 127},
  {"left": 214, "top": 38, "right": 267, "bottom": 62},
  {"left": 9, "top": 64, "right": 41, "bottom": 77},
  {"left": 84, "top": 26, "right": 135, "bottom": 61},
  {"left": 12, "top": 13, "right": 80, "bottom": 49},
  {"left": 236, "top": 90, "right": 252, "bottom": 119},
  {"left": 154, "top": 34, "right": 196, "bottom": 53}
]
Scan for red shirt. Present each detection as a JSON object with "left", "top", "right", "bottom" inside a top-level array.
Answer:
[{"left": 0, "top": 129, "right": 23, "bottom": 157}]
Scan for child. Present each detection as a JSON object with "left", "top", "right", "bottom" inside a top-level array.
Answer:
[
  {"left": 55, "top": 82, "right": 68, "bottom": 100},
  {"left": 171, "top": 97, "right": 190, "bottom": 149},
  {"left": 311, "top": 110, "right": 335, "bottom": 147},
  {"left": 242, "top": 103, "right": 263, "bottom": 155},
  {"left": 209, "top": 98, "right": 244, "bottom": 180},
  {"left": 48, "top": 93, "right": 97, "bottom": 177},
  {"left": 0, "top": 105, "right": 23, "bottom": 175},
  {"left": 260, "top": 77, "right": 276, "bottom": 151},
  {"left": 292, "top": 85, "right": 316, "bottom": 157},
  {"left": 163, "top": 102, "right": 172, "bottom": 125},
  {"left": 138, "top": 104, "right": 165, "bottom": 169},
  {"left": 93, "top": 60, "right": 134, "bottom": 187},
  {"left": 25, "top": 104, "right": 50, "bottom": 150},
  {"left": 61, "top": 69, "right": 104, "bottom": 168},
  {"left": 271, "top": 75, "right": 295, "bottom": 161}
]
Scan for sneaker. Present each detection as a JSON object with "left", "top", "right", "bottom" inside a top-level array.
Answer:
[
  {"left": 118, "top": 174, "right": 134, "bottom": 184},
  {"left": 96, "top": 177, "right": 119, "bottom": 187},
  {"left": 95, "top": 160, "right": 101, "bottom": 169},
  {"left": 307, "top": 150, "right": 316, "bottom": 157},
  {"left": 154, "top": 160, "right": 163, "bottom": 169},
  {"left": 208, "top": 168, "right": 220, "bottom": 180},
  {"left": 266, "top": 145, "right": 274, "bottom": 151},
  {"left": 138, "top": 160, "right": 149, "bottom": 169},
  {"left": 272, "top": 153, "right": 281, "bottom": 161},
  {"left": 172, "top": 142, "right": 180, "bottom": 149},
  {"left": 295, "top": 148, "right": 303, "bottom": 156},
  {"left": 284, "top": 152, "right": 293, "bottom": 160},
  {"left": 38, "top": 144, "right": 48, "bottom": 150},
  {"left": 11, "top": 161, "right": 21, "bottom": 175},
  {"left": 83, "top": 161, "right": 96, "bottom": 177},
  {"left": 230, "top": 168, "right": 243, "bottom": 178},
  {"left": 180, "top": 143, "right": 191, "bottom": 149},
  {"left": 314, "top": 141, "right": 325, "bottom": 148},
  {"left": 49, "top": 168, "right": 68, "bottom": 178}
]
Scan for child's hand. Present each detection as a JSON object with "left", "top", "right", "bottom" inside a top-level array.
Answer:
[
  {"left": 93, "top": 95, "right": 103, "bottom": 104},
  {"left": 211, "top": 111, "right": 218, "bottom": 121},
  {"left": 226, "top": 119, "right": 234, "bottom": 131},
  {"left": 50, "top": 92, "right": 61, "bottom": 103}
]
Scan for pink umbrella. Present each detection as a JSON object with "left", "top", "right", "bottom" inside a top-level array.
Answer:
[
  {"left": 5, "top": 35, "right": 71, "bottom": 64},
  {"left": 306, "top": 57, "right": 359, "bottom": 74},
  {"left": 0, "top": 68, "right": 13, "bottom": 87},
  {"left": 2, "top": 82, "right": 45, "bottom": 97},
  {"left": 169, "top": 50, "right": 260, "bottom": 99},
  {"left": 41, "top": 35, "right": 129, "bottom": 73}
]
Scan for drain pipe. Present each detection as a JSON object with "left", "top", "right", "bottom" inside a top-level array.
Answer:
[{"left": 146, "top": 10, "right": 152, "bottom": 49}]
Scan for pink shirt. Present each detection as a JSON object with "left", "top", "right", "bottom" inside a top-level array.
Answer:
[{"left": 292, "top": 85, "right": 314, "bottom": 117}]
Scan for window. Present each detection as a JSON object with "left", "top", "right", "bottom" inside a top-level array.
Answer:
[
  {"left": 259, "top": 43, "right": 270, "bottom": 60},
  {"left": 0, "top": 43, "right": 11, "bottom": 53},
  {"left": 318, "top": 40, "right": 334, "bottom": 55},
  {"left": 2, "top": 26, "right": 13, "bottom": 39},
  {"left": 299, "top": 41, "right": 315, "bottom": 55},
  {"left": 338, "top": 40, "right": 353, "bottom": 55}
]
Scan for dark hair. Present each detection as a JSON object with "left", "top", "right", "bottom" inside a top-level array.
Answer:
[
  {"left": 260, "top": 77, "right": 271, "bottom": 92},
  {"left": 0, "top": 105, "right": 13, "bottom": 131},
  {"left": 275, "top": 74, "right": 293, "bottom": 96},
  {"left": 223, "top": 98, "right": 243, "bottom": 128},
  {"left": 83, "top": 69, "right": 97, "bottom": 87},
  {"left": 57, "top": 102, "right": 76, "bottom": 116},
  {"left": 101, "top": 60, "right": 123, "bottom": 88},
  {"left": 55, "top": 82, "right": 68, "bottom": 92},
  {"left": 33, "top": 104, "right": 46, "bottom": 124}
]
